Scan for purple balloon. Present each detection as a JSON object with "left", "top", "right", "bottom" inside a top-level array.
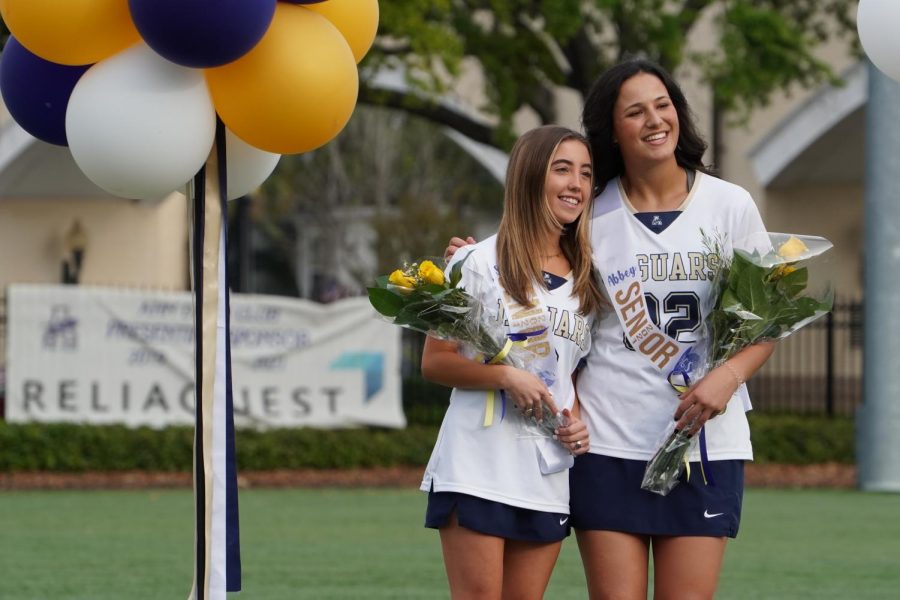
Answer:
[
  {"left": 0, "top": 37, "right": 90, "bottom": 146},
  {"left": 128, "top": 0, "right": 277, "bottom": 68}
]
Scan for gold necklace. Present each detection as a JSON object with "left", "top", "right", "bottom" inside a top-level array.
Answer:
[{"left": 542, "top": 252, "right": 561, "bottom": 260}]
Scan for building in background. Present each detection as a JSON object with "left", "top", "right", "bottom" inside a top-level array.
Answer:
[{"left": 1, "top": 24, "right": 864, "bottom": 414}]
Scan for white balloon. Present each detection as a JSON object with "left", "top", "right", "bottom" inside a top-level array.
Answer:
[
  {"left": 65, "top": 43, "right": 216, "bottom": 200},
  {"left": 225, "top": 128, "right": 281, "bottom": 200},
  {"left": 858, "top": 0, "right": 900, "bottom": 82}
]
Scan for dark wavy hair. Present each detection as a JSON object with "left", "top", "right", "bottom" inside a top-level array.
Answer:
[{"left": 582, "top": 57, "right": 710, "bottom": 190}]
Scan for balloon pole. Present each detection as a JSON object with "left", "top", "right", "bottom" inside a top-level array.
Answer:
[
  {"left": 2, "top": 1, "right": 377, "bottom": 594},
  {"left": 188, "top": 119, "right": 242, "bottom": 599}
]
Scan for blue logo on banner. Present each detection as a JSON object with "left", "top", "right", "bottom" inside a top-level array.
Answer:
[
  {"left": 330, "top": 353, "right": 384, "bottom": 402},
  {"left": 43, "top": 304, "right": 78, "bottom": 350}
]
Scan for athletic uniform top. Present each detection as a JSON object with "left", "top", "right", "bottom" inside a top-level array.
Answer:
[
  {"left": 420, "top": 235, "right": 594, "bottom": 514},
  {"left": 579, "top": 172, "right": 767, "bottom": 462}
]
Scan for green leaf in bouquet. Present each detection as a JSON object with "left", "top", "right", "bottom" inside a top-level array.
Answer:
[
  {"left": 375, "top": 275, "right": 390, "bottom": 288},
  {"left": 720, "top": 286, "right": 764, "bottom": 321},
  {"left": 394, "top": 303, "right": 434, "bottom": 332},
  {"left": 718, "top": 288, "right": 744, "bottom": 313},
  {"left": 367, "top": 287, "right": 405, "bottom": 317},
  {"left": 433, "top": 290, "right": 471, "bottom": 312},
  {"left": 793, "top": 296, "right": 827, "bottom": 320},
  {"left": 775, "top": 266, "right": 808, "bottom": 299},
  {"left": 734, "top": 261, "right": 769, "bottom": 316},
  {"left": 760, "top": 298, "right": 828, "bottom": 340},
  {"left": 449, "top": 263, "right": 464, "bottom": 288},
  {"left": 448, "top": 249, "right": 474, "bottom": 288},
  {"left": 744, "top": 247, "right": 765, "bottom": 264},
  {"left": 729, "top": 249, "right": 753, "bottom": 279},
  {"left": 419, "top": 283, "right": 448, "bottom": 295}
]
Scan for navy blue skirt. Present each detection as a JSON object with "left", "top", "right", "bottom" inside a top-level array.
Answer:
[
  {"left": 425, "top": 489, "right": 571, "bottom": 543},
  {"left": 569, "top": 454, "right": 744, "bottom": 538}
]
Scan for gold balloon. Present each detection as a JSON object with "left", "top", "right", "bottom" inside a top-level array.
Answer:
[
  {"left": 0, "top": 0, "right": 140, "bottom": 66},
  {"left": 305, "top": 0, "right": 379, "bottom": 63},
  {"left": 206, "top": 4, "right": 359, "bottom": 155}
]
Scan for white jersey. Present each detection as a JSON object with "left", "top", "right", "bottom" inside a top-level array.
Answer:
[
  {"left": 420, "top": 235, "right": 593, "bottom": 513},
  {"left": 579, "top": 172, "right": 766, "bottom": 462}
]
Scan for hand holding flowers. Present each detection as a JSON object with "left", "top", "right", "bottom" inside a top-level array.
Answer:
[
  {"left": 369, "top": 256, "right": 573, "bottom": 445},
  {"left": 640, "top": 232, "right": 834, "bottom": 496},
  {"left": 672, "top": 360, "right": 747, "bottom": 436}
]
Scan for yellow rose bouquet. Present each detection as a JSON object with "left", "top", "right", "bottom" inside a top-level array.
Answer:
[
  {"left": 368, "top": 257, "right": 503, "bottom": 357},
  {"left": 703, "top": 231, "right": 834, "bottom": 363},
  {"left": 642, "top": 231, "right": 835, "bottom": 495},
  {"left": 368, "top": 256, "right": 565, "bottom": 437}
]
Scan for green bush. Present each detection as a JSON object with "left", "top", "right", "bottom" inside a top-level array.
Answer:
[
  {"left": 0, "top": 422, "right": 440, "bottom": 472},
  {"left": 0, "top": 413, "right": 853, "bottom": 472},
  {"left": 235, "top": 426, "right": 438, "bottom": 469},
  {"left": 748, "top": 413, "right": 854, "bottom": 464}
]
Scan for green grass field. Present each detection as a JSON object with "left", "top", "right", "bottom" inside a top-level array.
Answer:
[{"left": 0, "top": 487, "right": 897, "bottom": 599}]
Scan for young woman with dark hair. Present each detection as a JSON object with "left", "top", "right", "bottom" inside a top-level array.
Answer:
[{"left": 571, "top": 58, "right": 774, "bottom": 600}]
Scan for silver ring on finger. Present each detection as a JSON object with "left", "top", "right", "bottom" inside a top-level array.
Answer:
[
  {"left": 524, "top": 407, "right": 534, "bottom": 416},
  {"left": 574, "top": 440, "right": 582, "bottom": 450}
]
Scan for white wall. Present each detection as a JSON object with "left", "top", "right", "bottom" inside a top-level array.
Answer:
[{"left": 0, "top": 193, "right": 189, "bottom": 290}]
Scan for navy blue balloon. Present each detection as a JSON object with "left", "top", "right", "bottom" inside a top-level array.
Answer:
[
  {"left": 128, "top": 0, "right": 278, "bottom": 68},
  {"left": 0, "top": 37, "right": 90, "bottom": 146}
]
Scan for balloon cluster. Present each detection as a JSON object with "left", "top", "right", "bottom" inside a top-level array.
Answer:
[
  {"left": 858, "top": 1, "right": 900, "bottom": 83},
  {"left": 0, "top": 0, "right": 378, "bottom": 200}
]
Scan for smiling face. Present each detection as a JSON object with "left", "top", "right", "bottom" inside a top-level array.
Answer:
[
  {"left": 612, "top": 72, "right": 680, "bottom": 168},
  {"left": 544, "top": 139, "right": 592, "bottom": 225}
]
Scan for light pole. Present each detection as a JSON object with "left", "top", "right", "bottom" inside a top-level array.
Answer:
[
  {"left": 62, "top": 219, "right": 88, "bottom": 285},
  {"left": 856, "top": 1, "right": 900, "bottom": 491}
]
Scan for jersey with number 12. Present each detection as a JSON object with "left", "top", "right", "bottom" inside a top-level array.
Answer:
[{"left": 578, "top": 172, "right": 767, "bottom": 462}]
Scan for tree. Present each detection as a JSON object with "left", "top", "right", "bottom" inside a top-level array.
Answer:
[
  {"left": 365, "top": 1, "right": 859, "bottom": 150},
  {"left": 247, "top": 106, "right": 503, "bottom": 300}
]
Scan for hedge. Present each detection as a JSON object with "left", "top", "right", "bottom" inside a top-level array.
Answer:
[
  {"left": 747, "top": 413, "right": 855, "bottom": 465},
  {"left": 0, "top": 414, "right": 852, "bottom": 473},
  {"left": 0, "top": 422, "right": 440, "bottom": 472}
]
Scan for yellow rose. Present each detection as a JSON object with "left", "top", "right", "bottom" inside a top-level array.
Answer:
[
  {"left": 777, "top": 236, "right": 808, "bottom": 260},
  {"left": 773, "top": 264, "right": 797, "bottom": 279},
  {"left": 388, "top": 269, "right": 416, "bottom": 288},
  {"left": 418, "top": 260, "right": 445, "bottom": 285}
]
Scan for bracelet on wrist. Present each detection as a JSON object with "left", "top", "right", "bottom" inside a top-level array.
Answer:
[{"left": 723, "top": 361, "right": 745, "bottom": 386}]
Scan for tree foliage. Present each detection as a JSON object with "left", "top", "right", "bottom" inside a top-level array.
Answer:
[
  {"left": 366, "top": 0, "right": 859, "bottom": 149},
  {"left": 251, "top": 106, "right": 503, "bottom": 299}
]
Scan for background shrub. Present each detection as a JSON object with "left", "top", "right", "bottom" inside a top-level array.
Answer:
[{"left": 0, "top": 413, "right": 852, "bottom": 472}]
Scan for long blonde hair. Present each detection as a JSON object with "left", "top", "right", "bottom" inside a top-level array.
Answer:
[{"left": 496, "top": 125, "right": 606, "bottom": 317}]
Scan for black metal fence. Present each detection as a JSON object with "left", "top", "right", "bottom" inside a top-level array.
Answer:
[
  {"left": 401, "top": 299, "right": 864, "bottom": 419},
  {"left": 747, "top": 299, "right": 862, "bottom": 416}
]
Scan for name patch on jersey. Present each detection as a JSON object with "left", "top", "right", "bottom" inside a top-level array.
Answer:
[
  {"left": 613, "top": 282, "right": 680, "bottom": 370},
  {"left": 497, "top": 293, "right": 589, "bottom": 353},
  {"left": 606, "top": 265, "right": 639, "bottom": 286}
]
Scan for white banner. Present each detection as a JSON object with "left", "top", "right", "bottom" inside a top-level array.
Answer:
[{"left": 5, "top": 285, "right": 404, "bottom": 429}]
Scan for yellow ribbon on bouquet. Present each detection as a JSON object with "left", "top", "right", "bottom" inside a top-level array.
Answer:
[
  {"left": 483, "top": 338, "right": 518, "bottom": 426},
  {"left": 482, "top": 328, "right": 547, "bottom": 427}
]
